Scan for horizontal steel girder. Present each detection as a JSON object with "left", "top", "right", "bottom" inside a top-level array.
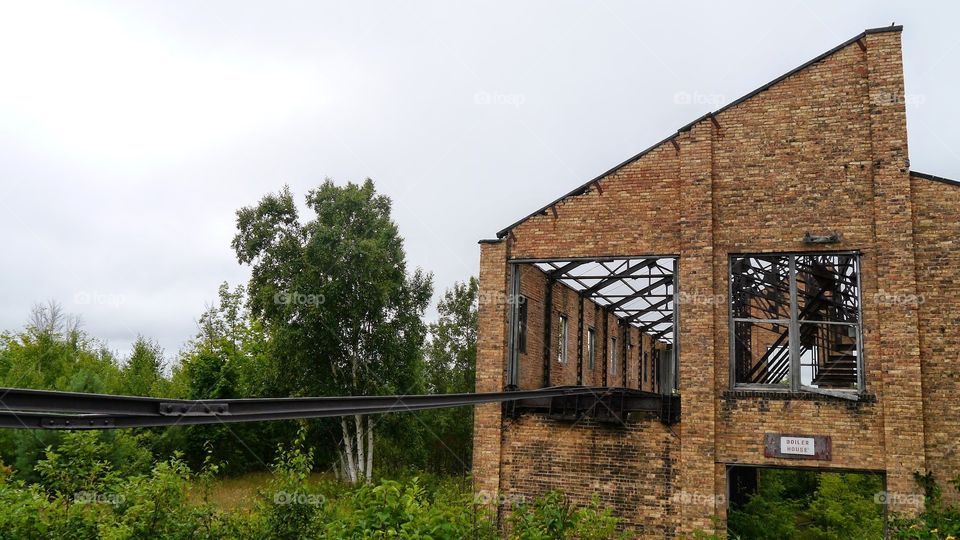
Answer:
[{"left": 0, "top": 386, "right": 682, "bottom": 430}]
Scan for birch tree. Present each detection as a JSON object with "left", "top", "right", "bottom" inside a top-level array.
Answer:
[{"left": 232, "top": 179, "right": 431, "bottom": 483}]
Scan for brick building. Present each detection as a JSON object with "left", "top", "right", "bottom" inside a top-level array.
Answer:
[{"left": 471, "top": 26, "right": 960, "bottom": 537}]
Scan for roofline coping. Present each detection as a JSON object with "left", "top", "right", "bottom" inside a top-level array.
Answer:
[{"left": 911, "top": 170, "right": 960, "bottom": 187}]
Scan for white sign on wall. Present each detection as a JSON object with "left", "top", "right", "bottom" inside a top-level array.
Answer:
[
  {"left": 780, "top": 436, "right": 816, "bottom": 456},
  {"left": 764, "top": 433, "right": 831, "bottom": 460}
]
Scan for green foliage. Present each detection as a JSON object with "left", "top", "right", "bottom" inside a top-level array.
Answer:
[
  {"left": 804, "top": 472, "right": 885, "bottom": 539},
  {"left": 508, "top": 491, "right": 628, "bottom": 540},
  {"left": 121, "top": 337, "right": 167, "bottom": 397},
  {"left": 232, "top": 180, "right": 433, "bottom": 481},
  {"left": 0, "top": 440, "right": 635, "bottom": 540},
  {"left": 35, "top": 431, "right": 120, "bottom": 497},
  {"left": 172, "top": 283, "right": 296, "bottom": 473},
  {"left": 256, "top": 428, "right": 326, "bottom": 539},
  {"left": 232, "top": 180, "right": 433, "bottom": 400},
  {"left": 320, "top": 477, "right": 490, "bottom": 539},
  {"left": 889, "top": 473, "right": 960, "bottom": 539},
  {"left": 418, "top": 278, "right": 479, "bottom": 475},
  {"left": 727, "top": 469, "right": 885, "bottom": 540},
  {"left": 0, "top": 305, "right": 160, "bottom": 483}
]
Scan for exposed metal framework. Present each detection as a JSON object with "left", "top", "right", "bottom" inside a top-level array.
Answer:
[
  {"left": 507, "top": 387, "right": 680, "bottom": 425},
  {"left": 0, "top": 386, "right": 675, "bottom": 430},
  {"left": 530, "top": 257, "right": 678, "bottom": 344},
  {"left": 728, "top": 252, "right": 863, "bottom": 398}
]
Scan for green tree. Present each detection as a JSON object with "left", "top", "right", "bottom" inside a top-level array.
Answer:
[
  {"left": 425, "top": 277, "right": 478, "bottom": 395},
  {"left": 0, "top": 303, "right": 157, "bottom": 482},
  {"left": 420, "top": 277, "right": 478, "bottom": 474},
  {"left": 232, "top": 180, "right": 432, "bottom": 482},
  {"left": 122, "top": 336, "right": 166, "bottom": 397},
  {"left": 170, "top": 282, "right": 290, "bottom": 473}
]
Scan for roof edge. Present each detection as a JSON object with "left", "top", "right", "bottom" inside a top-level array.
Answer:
[
  {"left": 911, "top": 170, "right": 960, "bottom": 187},
  {"left": 495, "top": 25, "right": 903, "bottom": 239}
]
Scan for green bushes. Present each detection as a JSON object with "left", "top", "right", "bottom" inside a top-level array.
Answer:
[
  {"left": 888, "top": 473, "right": 960, "bottom": 539},
  {"left": 506, "top": 491, "right": 626, "bottom": 540},
  {"left": 0, "top": 431, "right": 624, "bottom": 539},
  {"left": 726, "top": 469, "right": 885, "bottom": 540}
]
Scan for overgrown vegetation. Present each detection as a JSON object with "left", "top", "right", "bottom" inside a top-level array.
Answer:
[
  {"left": 0, "top": 180, "right": 477, "bottom": 481},
  {"left": 727, "top": 469, "right": 885, "bottom": 539},
  {"left": 887, "top": 472, "right": 960, "bottom": 539},
  {"left": 0, "top": 179, "right": 495, "bottom": 537},
  {"left": 0, "top": 429, "right": 622, "bottom": 539}
]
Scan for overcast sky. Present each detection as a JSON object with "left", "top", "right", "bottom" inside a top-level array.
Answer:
[{"left": 1, "top": 0, "right": 957, "bottom": 362}]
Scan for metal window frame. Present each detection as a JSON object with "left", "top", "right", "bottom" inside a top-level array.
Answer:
[
  {"left": 610, "top": 336, "right": 618, "bottom": 375},
  {"left": 516, "top": 294, "right": 528, "bottom": 354},
  {"left": 587, "top": 327, "right": 596, "bottom": 370},
  {"left": 557, "top": 314, "right": 569, "bottom": 364},
  {"left": 727, "top": 251, "right": 864, "bottom": 397},
  {"left": 507, "top": 265, "right": 521, "bottom": 387}
]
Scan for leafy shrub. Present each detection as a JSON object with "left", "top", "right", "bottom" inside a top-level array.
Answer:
[
  {"left": 889, "top": 472, "right": 960, "bottom": 539},
  {"left": 320, "top": 477, "right": 495, "bottom": 539},
  {"left": 0, "top": 438, "right": 630, "bottom": 539},
  {"left": 254, "top": 429, "right": 326, "bottom": 539},
  {"left": 727, "top": 469, "right": 885, "bottom": 540},
  {"left": 508, "top": 491, "right": 627, "bottom": 540}
]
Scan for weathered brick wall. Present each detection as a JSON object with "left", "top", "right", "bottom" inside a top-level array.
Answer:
[
  {"left": 473, "top": 241, "right": 509, "bottom": 499},
  {"left": 865, "top": 29, "right": 927, "bottom": 512},
  {"left": 676, "top": 118, "right": 719, "bottom": 533},
  {"left": 508, "top": 143, "right": 681, "bottom": 260},
  {"left": 912, "top": 175, "right": 960, "bottom": 503},
  {"left": 515, "top": 264, "right": 546, "bottom": 390},
  {"left": 475, "top": 26, "right": 943, "bottom": 535},
  {"left": 500, "top": 414, "right": 680, "bottom": 538},
  {"left": 708, "top": 29, "right": 891, "bottom": 507}
]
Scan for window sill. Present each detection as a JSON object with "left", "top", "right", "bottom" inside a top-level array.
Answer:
[{"left": 722, "top": 389, "right": 877, "bottom": 403}]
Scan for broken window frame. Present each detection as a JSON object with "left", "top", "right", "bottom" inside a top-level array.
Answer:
[
  {"left": 587, "top": 327, "right": 596, "bottom": 370},
  {"left": 728, "top": 251, "right": 865, "bottom": 397},
  {"left": 557, "top": 314, "right": 568, "bottom": 364},
  {"left": 516, "top": 295, "right": 528, "bottom": 354},
  {"left": 610, "top": 336, "right": 617, "bottom": 375}
]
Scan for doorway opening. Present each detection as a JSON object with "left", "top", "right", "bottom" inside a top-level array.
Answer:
[{"left": 727, "top": 465, "right": 885, "bottom": 539}]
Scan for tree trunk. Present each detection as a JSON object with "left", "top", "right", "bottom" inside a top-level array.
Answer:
[
  {"left": 365, "top": 415, "right": 374, "bottom": 482},
  {"left": 355, "top": 414, "right": 366, "bottom": 481},
  {"left": 340, "top": 417, "right": 357, "bottom": 483}
]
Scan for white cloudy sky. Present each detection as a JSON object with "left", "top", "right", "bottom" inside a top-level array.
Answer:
[{"left": 1, "top": 0, "right": 957, "bottom": 362}]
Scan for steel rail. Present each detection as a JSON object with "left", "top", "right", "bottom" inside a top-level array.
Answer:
[{"left": 0, "top": 386, "right": 610, "bottom": 430}]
